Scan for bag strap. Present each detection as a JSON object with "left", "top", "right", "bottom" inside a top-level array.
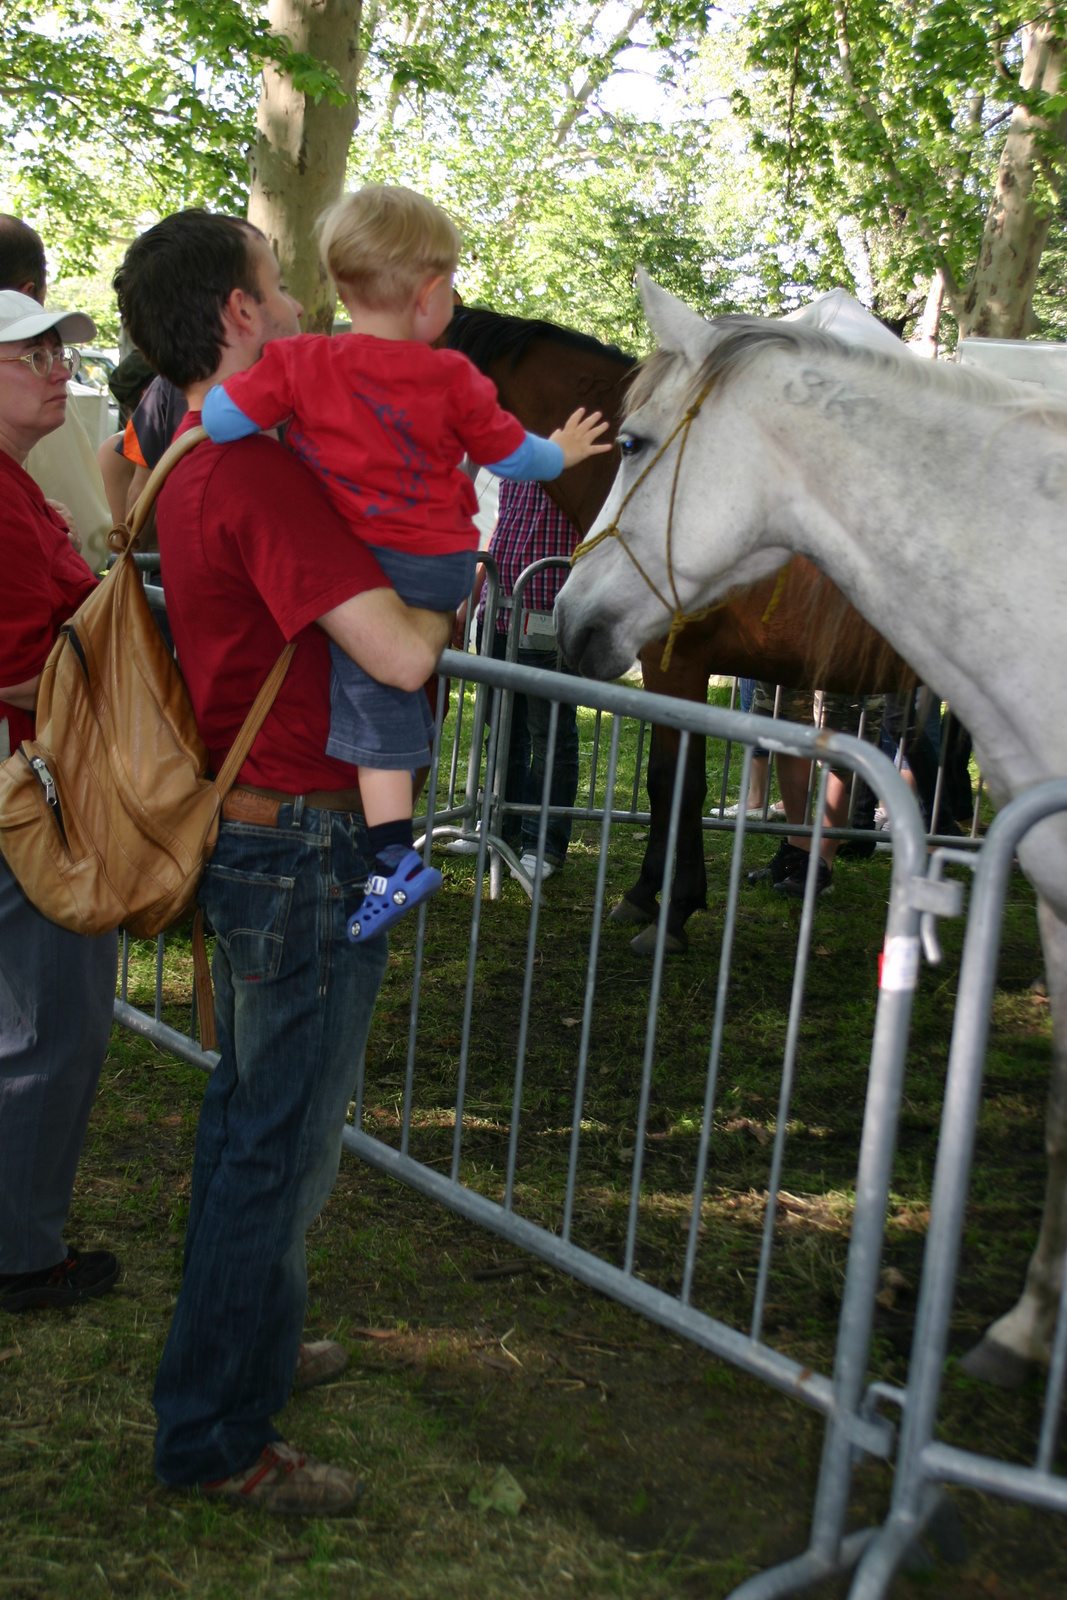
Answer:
[
  {"left": 191, "top": 908, "right": 218, "bottom": 1052},
  {"left": 213, "top": 641, "right": 297, "bottom": 800},
  {"left": 109, "top": 420, "right": 297, "bottom": 798},
  {"left": 110, "top": 425, "right": 210, "bottom": 554}
]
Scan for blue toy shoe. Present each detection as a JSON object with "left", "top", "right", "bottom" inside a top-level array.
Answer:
[{"left": 347, "top": 846, "right": 442, "bottom": 942}]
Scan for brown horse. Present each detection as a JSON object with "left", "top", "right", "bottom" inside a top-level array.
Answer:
[{"left": 447, "top": 306, "right": 916, "bottom": 947}]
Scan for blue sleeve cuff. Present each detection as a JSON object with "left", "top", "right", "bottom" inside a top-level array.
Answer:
[
  {"left": 202, "top": 386, "right": 260, "bottom": 443},
  {"left": 486, "top": 433, "right": 565, "bottom": 481}
]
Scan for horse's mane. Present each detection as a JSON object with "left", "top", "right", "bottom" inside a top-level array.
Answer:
[
  {"left": 626, "top": 314, "right": 1067, "bottom": 431},
  {"left": 448, "top": 305, "right": 636, "bottom": 374}
]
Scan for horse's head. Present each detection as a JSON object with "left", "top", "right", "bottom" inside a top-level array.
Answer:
[
  {"left": 447, "top": 303, "right": 636, "bottom": 535},
  {"left": 555, "top": 273, "right": 794, "bottom": 679}
]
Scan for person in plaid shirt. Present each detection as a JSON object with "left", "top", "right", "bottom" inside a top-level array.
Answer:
[{"left": 480, "top": 479, "right": 581, "bottom": 879}]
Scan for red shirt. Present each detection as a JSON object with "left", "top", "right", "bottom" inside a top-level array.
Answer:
[
  {"left": 0, "top": 450, "right": 97, "bottom": 748},
  {"left": 219, "top": 335, "right": 525, "bottom": 556},
  {"left": 156, "top": 417, "right": 390, "bottom": 792}
]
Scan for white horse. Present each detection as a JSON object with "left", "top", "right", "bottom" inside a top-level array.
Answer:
[{"left": 555, "top": 271, "right": 1067, "bottom": 1387}]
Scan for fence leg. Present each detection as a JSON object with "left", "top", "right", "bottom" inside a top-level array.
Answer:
[
  {"left": 847, "top": 806, "right": 1023, "bottom": 1599},
  {"left": 729, "top": 816, "right": 927, "bottom": 1598}
]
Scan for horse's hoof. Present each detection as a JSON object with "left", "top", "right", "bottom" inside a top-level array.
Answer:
[
  {"left": 610, "top": 896, "right": 651, "bottom": 925},
  {"left": 959, "top": 1335, "right": 1036, "bottom": 1389},
  {"left": 630, "top": 924, "right": 688, "bottom": 956}
]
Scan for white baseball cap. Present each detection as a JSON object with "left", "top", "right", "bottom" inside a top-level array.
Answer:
[{"left": 0, "top": 289, "right": 96, "bottom": 346}]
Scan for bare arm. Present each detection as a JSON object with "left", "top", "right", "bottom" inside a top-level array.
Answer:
[
  {"left": 45, "top": 500, "right": 82, "bottom": 553},
  {"left": 0, "top": 676, "right": 39, "bottom": 712},
  {"left": 453, "top": 562, "right": 486, "bottom": 649},
  {"left": 125, "top": 463, "right": 152, "bottom": 517},
  {"left": 96, "top": 432, "right": 136, "bottom": 528},
  {"left": 318, "top": 588, "right": 451, "bottom": 693}
]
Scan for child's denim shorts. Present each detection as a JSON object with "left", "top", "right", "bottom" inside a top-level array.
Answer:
[{"left": 326, "top": 545, "right": 477, "bottom": 770}]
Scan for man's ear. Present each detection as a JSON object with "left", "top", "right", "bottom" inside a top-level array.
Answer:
[{"left": 223, "top": 284, "right": 260, "bottom": 339}]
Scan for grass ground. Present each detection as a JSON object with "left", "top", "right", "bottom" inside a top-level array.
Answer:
[{"left": 3, "top": 695, "right": 1065, "bottom": 1598}]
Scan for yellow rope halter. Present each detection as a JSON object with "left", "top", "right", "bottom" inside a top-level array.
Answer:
[{"left": 570, "top": 378, "right": 790, "bottom": 670}]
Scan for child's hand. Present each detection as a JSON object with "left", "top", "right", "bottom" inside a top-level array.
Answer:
[{"left": 549, "top": 408, "right": 613, "bottom": 470}]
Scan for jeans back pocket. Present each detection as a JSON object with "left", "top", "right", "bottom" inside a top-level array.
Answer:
[{"left": 202, "top": 865, "right": 296, "bottom": 983}]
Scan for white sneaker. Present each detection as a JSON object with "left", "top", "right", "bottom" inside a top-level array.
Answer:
[
  {"left": 512, "top": 853, "right": 558, "bottom": 883},
  {"left": 873, "top": 806, "right": 891, "bottom": 832},
  {"left": 445, "top": 835, "right": 481, "bottom": 856}
]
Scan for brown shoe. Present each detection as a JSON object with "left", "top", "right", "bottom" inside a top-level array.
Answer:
[
  {"left": 200, "top": 1441, "right": 362, "bottom": 1516},
  {"left": 293, "top": 1339, "right": 349, "bottom": 1392}
]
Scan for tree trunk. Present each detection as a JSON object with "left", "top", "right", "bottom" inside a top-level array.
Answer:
[
  {"left": 959, "top": 17, "right": 1067, "bottom": 340},
  {"left": 909, "top": 271, "right": 944, "bottom": 358},
  {"left": 248, "top": 0, "right": 363, "bottom": 334}
]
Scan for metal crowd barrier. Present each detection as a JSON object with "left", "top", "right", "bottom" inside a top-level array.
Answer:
[
  {"left": 847, "top": 780, "right": 1067, "bottom": 1599},
  {"left": 348, "top": 648, "right": 954, "bottom": 1598},
  {"left": 434, "top": 558, "right": 987, "bottom": 893},
  {"left": 113, "top": 619, "right": 988, "bottom": 1596}
]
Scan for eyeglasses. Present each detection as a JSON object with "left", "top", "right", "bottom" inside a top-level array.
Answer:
[{"left": 0, "top": 343, "right": 81, "bottom": 379}]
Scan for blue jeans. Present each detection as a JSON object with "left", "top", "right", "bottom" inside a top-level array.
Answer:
[
  {"left": 153, "top": 803, "right": 388, "bottom": 1486},
  {"left": 0, "top": 859, "right": 117, "bottom": 1273},
  {"left": 489, "top": 632, "right": 580, "bottom": 865}
]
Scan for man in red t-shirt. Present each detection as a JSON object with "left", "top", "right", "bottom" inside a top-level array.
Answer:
[{"left": 114, "top": 210, "right": 451, "bottom": 1514}]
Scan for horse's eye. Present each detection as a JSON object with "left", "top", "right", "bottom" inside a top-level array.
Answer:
[{"left": 619, "top": 436, "right": 642, "bottom": 458}]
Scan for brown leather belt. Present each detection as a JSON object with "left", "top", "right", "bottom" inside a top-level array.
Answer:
[{"left": 221, "top": 784, "right": 363, "bottom": 826}]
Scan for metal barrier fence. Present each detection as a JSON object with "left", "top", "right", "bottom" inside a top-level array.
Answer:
[
  {"left": 110, "top": 629, "right": 983, "bottom": 1597},
  {"left": 846, "top": 779, "right": 1067, "bottom": 1600},
  {"left": 436, "top": 557, "right": 987, "bottom": 900}
]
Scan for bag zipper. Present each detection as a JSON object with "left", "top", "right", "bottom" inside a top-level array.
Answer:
[
  {"left": 19, "top": 749, "right": 69, "bottom": 845},
  {"left": 30, "top": 754, "right": 57, "bottom": 807}
]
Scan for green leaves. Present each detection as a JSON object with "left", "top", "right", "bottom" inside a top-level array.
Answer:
[
  {"left": 0, "top": 0, "right": 353, "bottom": 281},
  {"left": 733, "top": 0, "right": 1067, "bottom": 331}
]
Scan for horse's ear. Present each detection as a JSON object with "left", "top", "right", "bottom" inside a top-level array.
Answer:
[{"left": 636, "top": 268, "right": 714, "bottom": 361}]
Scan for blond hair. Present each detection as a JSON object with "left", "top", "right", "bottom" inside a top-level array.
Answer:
[{"left": 317, "top": 185, "right": 461, "bottom": 311}]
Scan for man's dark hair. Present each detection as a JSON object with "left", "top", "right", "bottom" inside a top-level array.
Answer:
[
  {"left": 114, "top": 210, "right": 264, "bottom": 390},
  {"left": 0, "top": 215, "right": 47, "bottom": 301}
]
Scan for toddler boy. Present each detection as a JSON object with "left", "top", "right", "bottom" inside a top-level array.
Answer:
[{"left": 203, "top": 186, "right": 609, "bottom": 937}]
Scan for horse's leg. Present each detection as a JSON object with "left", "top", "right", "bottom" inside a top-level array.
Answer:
[
  {"left": 962, "top": 896, "right": 1067, "bottom": 1386},
  {"left": 612, "top": 721, "right": 675, "bottom": 925},
  {"left": 617, "top": 726, "right": 708, "bottom": 956},
  {"left": 666, "top": 730, "right": 708, "bottom": 940}
]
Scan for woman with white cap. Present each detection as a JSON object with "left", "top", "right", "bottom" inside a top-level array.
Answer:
[{"left": 0, "top": 290, "right": 120, "bottom": 1313}]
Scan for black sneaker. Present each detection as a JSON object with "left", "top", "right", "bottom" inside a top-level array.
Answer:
[
  {"left": 747, "top": 840, "right": 806, "bottom": 887},
  {"left": 774, "top": 855, "right": 833, "bottom": 900},
  {"left": 0, "top": 1249, "right": 120, "bottom": 1312}
]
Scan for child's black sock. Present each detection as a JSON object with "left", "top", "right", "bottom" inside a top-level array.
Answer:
[{"left": 367, "top": 819, "right": 415, "bottom": 866}]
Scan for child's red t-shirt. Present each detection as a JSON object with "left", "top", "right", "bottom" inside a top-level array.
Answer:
[{"left": 219, "top": 335, "right": 526, "bottom": 557}]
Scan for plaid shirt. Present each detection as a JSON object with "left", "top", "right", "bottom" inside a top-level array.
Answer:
[{"left": 482, "top": 479, "right": 580, "bottom": 634}]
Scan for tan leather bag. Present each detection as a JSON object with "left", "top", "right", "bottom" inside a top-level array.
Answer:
[{"left": 0, "top": 426, "right": 293, "bottom": 1048}]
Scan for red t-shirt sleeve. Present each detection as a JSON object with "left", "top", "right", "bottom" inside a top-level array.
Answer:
[
  {"left": 220, "top": 338, "right": 302, "bottom": 432},
  {"left": 0, "top": 498, "right": 94, "bottom": 686},
  {"left": 445, "top": 354, "right": 526, "bottom": 468}
]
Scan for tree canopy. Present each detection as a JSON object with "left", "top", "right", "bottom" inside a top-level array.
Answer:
[
  {"left": 0, "top": 1, "right": 343, "bottom": 270},
  {"left": 732, "top": 1, "right": 1067, "bottom": 340},
  {"left": 1, "top": 0, "right": 1065, "bottom": 349}
]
